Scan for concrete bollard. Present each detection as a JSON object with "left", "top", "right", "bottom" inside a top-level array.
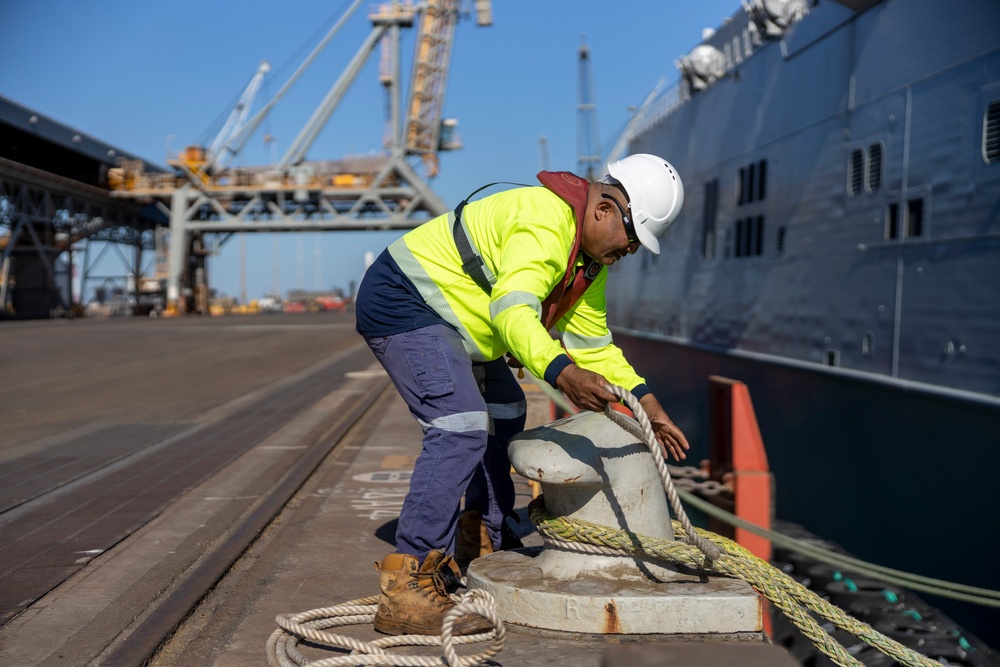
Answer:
[
  {"left": 507, "top": 411, "right": 675, "bottom": 581},
  {"left": 467, "top": 411, "right": 763, "bottom": 637}
]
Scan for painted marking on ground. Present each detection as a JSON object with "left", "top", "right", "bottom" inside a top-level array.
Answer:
[
  {"left": 352, "top": 470, "right": 412, "bottom": 483},
  {"left": 348, "top": 486, "right": 408, "bottom": 521}
]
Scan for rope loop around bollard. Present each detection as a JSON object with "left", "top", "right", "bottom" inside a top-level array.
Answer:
[
  {"left": 570, "top": 384, "right": 942, "bottom": 667},
  {"left": 601, "top": 384, "right": 721, "bottom": 562}
]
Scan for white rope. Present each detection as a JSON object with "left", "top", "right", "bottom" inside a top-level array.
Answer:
[
  {"left": 266, "top": 590, "right": 505, "bottom": 667},
  {"left": 602, "top": 386, "right": 721, "bottom": 562}
]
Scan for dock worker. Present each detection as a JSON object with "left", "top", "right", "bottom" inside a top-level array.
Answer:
[{"left": 354, "top": 153, "right": 688, "bottom": 636}]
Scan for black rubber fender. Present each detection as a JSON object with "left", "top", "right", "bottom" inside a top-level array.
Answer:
[
  {"left": 807, "top": 564, "right": 855, "bottom": 592},
  {"left": 873, "top": 614, "right": 953, "bottom": 644},
  {"left": 824, "top": 577, "right": 908, "bottom": 608}
]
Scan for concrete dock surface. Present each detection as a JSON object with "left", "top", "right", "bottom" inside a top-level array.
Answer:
[{"left": 0, "top": 313, "right": 790, "bottom": 666}]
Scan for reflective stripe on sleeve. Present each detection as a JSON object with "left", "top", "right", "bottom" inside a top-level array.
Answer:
[
  {"left": 562, "top": 330, "right": 614, "bottom": 350},
  {"left": 489, "top": 290, "right": 542, "bottom": 320}
]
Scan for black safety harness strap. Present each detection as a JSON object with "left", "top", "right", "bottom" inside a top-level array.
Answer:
[{"left": 452, "top": 181, "right": 530, "bottom": 296}]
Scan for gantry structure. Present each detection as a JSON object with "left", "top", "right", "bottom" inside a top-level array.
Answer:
[
  {"left": 0, "top": 95, "right": 167, "bottom": 319},
  {"left": 110, "top": 0, "right": 490, "bottom": 314}
]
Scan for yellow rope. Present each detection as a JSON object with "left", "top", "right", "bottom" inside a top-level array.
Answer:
[
  {"left": 581, "top": 384, "right": 948, "bottom": 666},
  {"left": 529, "top": 499, "right": 943, "bottom": 667}
]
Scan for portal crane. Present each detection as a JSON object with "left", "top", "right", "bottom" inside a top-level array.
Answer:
[{"left": 109, "top": 0, "right": 492, "bottom": 315}]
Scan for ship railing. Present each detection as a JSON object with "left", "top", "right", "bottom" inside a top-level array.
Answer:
[{"left": 629, "top": 79, "right": 690, "bottom": 138}]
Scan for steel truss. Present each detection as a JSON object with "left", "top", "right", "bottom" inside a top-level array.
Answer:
[
  {"left": 0, "top": 157, "right": 159, "bottom": 316},
  {"left": 154, "top": 152, "right": 446, "bottom": 308},
  {"left": 112, "top": 3, "right": 455, "bottom": 311}
]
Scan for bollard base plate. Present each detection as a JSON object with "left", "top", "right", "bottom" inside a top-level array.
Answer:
[{"left": 468, "top": 548, "right": 762, "bottom": 636}]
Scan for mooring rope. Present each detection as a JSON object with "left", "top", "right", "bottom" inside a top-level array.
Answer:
[
  {"left": 674, "top": 483, "right": 1000, "bottom": 607},
  {"left": 602, "top": 392, "right": 721, "bottom": 562},
  {"left": 267, "top": 383, "right": 953, "bottom": 667},
  {"left": 524, "top": 384, "right": 942, "bottom": 667},
  {"left": 266, "top": 589, "right": 504, "bottom": 667}
]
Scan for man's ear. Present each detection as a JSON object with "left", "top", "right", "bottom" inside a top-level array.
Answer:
[{"left": 595, "top": 197, "right": 613, "bottom": 220}]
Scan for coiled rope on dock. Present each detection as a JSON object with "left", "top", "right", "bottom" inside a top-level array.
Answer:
[
  {"left": 527, "top": 384, "right": 944, "bottom": 667},
  {"left": 266, "top": 589, "right": 504, "bottom": 667}
]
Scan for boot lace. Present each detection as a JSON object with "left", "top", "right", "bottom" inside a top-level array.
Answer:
[{"left": 410, "top": 569, "right": 453, "bottom": 603}]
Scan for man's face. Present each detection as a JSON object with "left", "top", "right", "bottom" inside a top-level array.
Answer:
[{"left": 582, "top": 190, "right": 642, "bottom": 265}]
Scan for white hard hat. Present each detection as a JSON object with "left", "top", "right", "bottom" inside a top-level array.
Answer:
[{"left": 605, "top": 154, "right": 684, "bottom": 255}]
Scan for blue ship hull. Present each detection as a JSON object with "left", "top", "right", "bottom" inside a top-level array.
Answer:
[{"left": 614, "top": 330, "right": 1000, "bottom": 645}]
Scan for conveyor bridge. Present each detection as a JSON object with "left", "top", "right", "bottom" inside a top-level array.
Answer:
[{"left": 0, "top": 94, "right": 166, "bottom": 319}]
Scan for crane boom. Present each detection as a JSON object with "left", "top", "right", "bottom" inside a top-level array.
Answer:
[
  {"left": 278, "top": 22, "right": 392, "bottom": 169},
  {"left": 208, "top": 60, "right": 271, "bottom": 172},
  {"left": 223, "top": 0, "right": 366, "bottom": 166}
]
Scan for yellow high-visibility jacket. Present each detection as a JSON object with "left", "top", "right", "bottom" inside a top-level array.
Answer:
[{"left": 387, "top": 184, "right": 646, "bottom": 393}]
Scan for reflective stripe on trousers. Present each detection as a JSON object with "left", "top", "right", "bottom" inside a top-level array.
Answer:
[{"left": 365, "top": 324, "right": 525, "bottom": 561}]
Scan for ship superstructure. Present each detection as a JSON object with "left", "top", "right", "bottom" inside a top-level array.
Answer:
[{"left": 611, "top": 0, "right": 1000, "bottom": 396}]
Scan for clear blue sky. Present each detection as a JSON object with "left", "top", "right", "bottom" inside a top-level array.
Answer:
[{"left": 1, "top": 0, "right": 737, "bottom": 303}]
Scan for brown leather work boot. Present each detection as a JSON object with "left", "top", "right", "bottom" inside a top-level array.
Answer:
[
  {"left": 455, "top": 510, "right": 491, "bottom": 567},
  {"left": 456, "top": 510, "right": 524, "bottom": 568},
  {"left": 422, "top": 549, "right": 464, "bottom": 593},
  {"left": 372, "top": 551, "right": 492, "bottom": 636}
]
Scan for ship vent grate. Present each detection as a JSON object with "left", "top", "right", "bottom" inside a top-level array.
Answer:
[
  {"left": 867, "top": 143, "right": 882, "bottom": 191},
  {"left": 849, "top": 149, "right": 864, "bottom": 196},
  {"left": 985, "top": 99, "right": 1000, "bottom": 164}
]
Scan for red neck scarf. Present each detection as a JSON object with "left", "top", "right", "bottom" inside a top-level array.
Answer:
[{"left": 536, "top": 171, "right": 602, "bottom": 329}]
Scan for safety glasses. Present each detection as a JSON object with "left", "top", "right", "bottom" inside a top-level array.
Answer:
[{"left": 602, "top": 193, "right": 639, "bottom": 244}]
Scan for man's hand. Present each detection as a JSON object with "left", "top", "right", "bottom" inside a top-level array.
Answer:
[
  {"left": 555, "top": 366, "right": 689, "bottom": 461},
  {"left": 555, "top": 364, "right": 617, "bottom": 412},
  {"left": 639, "top": 394, "right": 690, "bottom": 462}
]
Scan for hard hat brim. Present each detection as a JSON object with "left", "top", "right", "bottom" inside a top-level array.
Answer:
[{"left": 635, "top": 220, "right": 660, "bottom": 255}]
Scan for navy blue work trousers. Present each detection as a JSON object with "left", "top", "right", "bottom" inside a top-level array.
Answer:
[{"left": 365, "top": 324, "right": 526, "bottom": 562}]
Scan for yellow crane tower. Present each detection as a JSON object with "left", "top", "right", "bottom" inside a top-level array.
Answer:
[{"left": 405, "top": 0, "right": 491, "bottom": 176}]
